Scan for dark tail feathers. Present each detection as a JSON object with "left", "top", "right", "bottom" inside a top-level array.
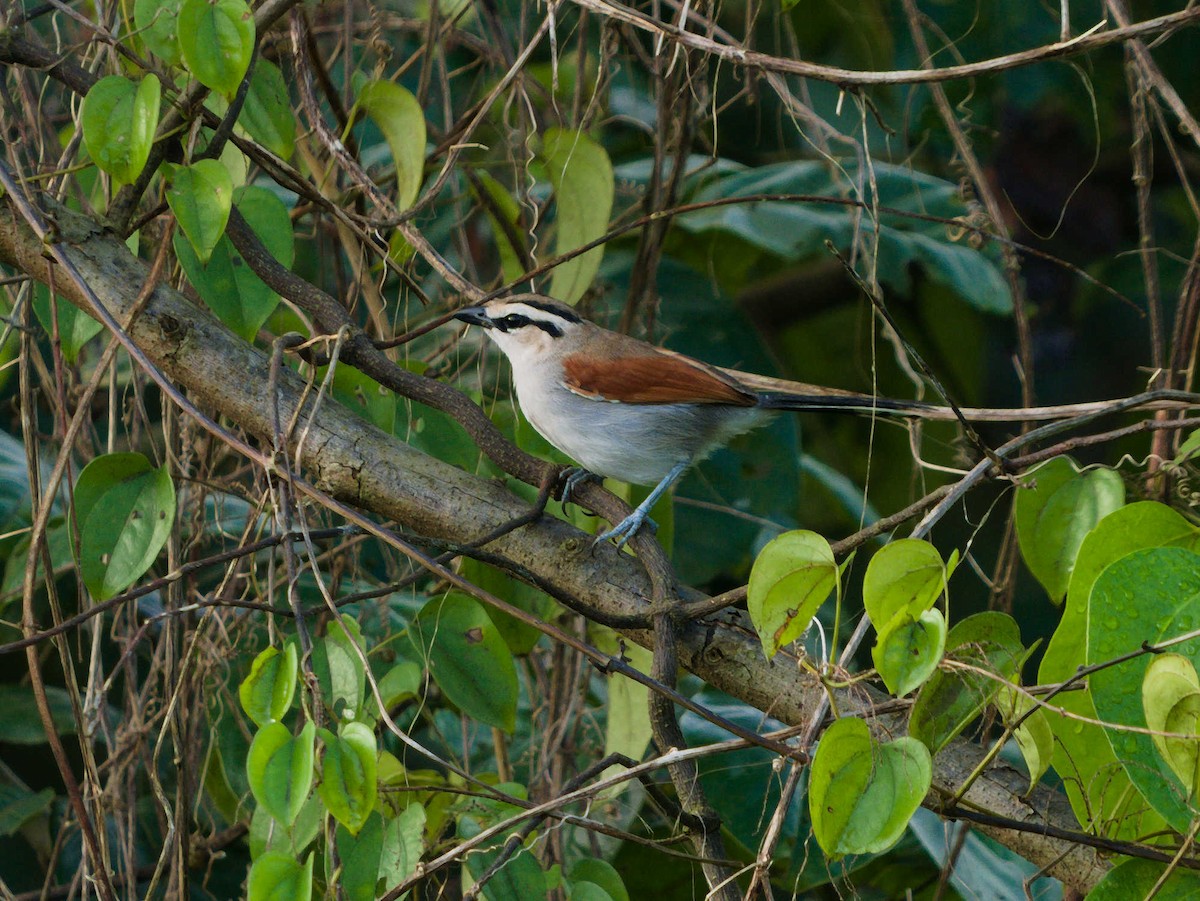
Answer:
[{"left": 755, "top": 392, "right": 939, "bottom": 417}]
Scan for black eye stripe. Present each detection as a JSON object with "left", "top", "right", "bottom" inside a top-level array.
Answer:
[{"left": 493, "top": 312, "right": 563, "bottom": 338}]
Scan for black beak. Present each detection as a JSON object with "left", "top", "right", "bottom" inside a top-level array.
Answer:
[{"left": 453, "top": 306, "right": 494, "bottom": 328}]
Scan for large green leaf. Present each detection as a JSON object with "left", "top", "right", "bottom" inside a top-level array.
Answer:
[
  {"left": 166, "top": 159, "right": 234, "bottom": 264},
  {"left": 81, "top": 74, "right": 161, "bottom": 185},
  {"left": 134, "top": 0, "right": 186, "bottom": 65},
  {"left": 72, "top": 453, "right": 176, "bottom": 601},
  {"left": 178, "top": 0, "right": 255, "bottom": 97},
  {"left": 311, "top": 615, "right": 367, "bottom": 721},
  {"left": 1039, "top": 501, "right": 1194, "bottom": 838},
  {"left": 809, "top": 716, "right": 931, "bottom": 858},
  {"left": 238, "top": 644, "right": 298, "bottom": 727},
  {"left": 675, "top": 160, "right": 1011, "bottom": 312},
  {"left": 862, "top": 539, "right": 947, "bottom": 627},
  {"left": 378, "top": 802, "right": 426, "bottom": 887},
  {"left": 1086, "top": 858, "right": 1200, "bottom": 899},
  {"left": 1014, "top": 457, "right": 1125, "bottom": 603},
  {"left": 873, "top": 609, "right": 946, "bottom": 697},
  {"left": 541, "top": 128, "right": 614, "bottom": 304},
  {"left": 319, "top": 722, "right": 377, "bottom": 835},
  {"left": 1088, "top": 547, "right": 1200, "bottom": 830},
  {"left": 747, "top": 530, "right": 837, "bottom": 658},
  {"left": 246, "top": 852, "right": 313, "bottom": 901},
  {"left": 356, "top": 80, "right": 426, "bottom": 210},
  {"left": 175, "top": 184, "right": 294, "bottom": 342},
  {"left": 246, "top": 721, "right": 315, "bottom": 827},
  {"left": 409, "top": 593, "right": 519, "bottom": 732},
  {"left": 909, "top": 612, "right": 1025, "bottom": 755},
  {"left": 240, "top": 61, "right": 295, "bottom": 160},
  {"left": 338, "top": 813, "right": 383, "bottom": 901}
]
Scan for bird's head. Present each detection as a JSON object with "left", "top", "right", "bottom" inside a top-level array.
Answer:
[{"left": 453, "top": 295, "right": 585, "bottom": 363}]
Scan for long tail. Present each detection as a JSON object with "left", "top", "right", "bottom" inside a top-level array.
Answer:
[
  {"left": 755, "top": 392, "right": 939, "bottom": 417},
  {"left": 728, "top": 369, "right": 1200, "bottom": 423}
]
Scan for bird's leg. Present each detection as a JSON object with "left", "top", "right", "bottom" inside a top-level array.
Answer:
[{"left": 595, "top": 461, "right": 689, "bottom": 549}]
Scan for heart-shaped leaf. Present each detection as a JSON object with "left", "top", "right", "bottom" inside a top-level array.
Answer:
[
  {"left": 748, "top": 530, "right": 837, "bottom": 658},
  {"left": 166, "top": 159, "right": 233, "bottom": 264},
  {"left": 72, "top": 453, "right": 176, "bottom": 601},
  {"left": 81, "top": 74, "right": 161, "bottom": 185},
  {"left": 246, "top": 721, "right": 315, "bottom": 827},
  {"left": 178, "top": 0, "right": 255, "bottom": 97},
  {"left": 809, "top": 716, "right": 931, "bottom": 858}
]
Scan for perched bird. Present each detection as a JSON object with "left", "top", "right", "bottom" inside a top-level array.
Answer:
[{"left": 453, "top": 294, "right": 940, "bottom": 546}]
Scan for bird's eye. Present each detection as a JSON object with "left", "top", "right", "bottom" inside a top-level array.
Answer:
[{"left": 500, "top": 314, "right": 529, "bottom": 329}]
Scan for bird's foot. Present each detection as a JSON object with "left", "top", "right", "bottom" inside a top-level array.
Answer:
[
  {"left": 559, "top": 467, "right": 600, "bottom": 504},
  {"left": 593, "top": 510, "right": 658, "bottom": 550}
]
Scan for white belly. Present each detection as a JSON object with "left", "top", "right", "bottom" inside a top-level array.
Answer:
[{"left": 513, "top": 364, "right": 769, "bottom": 485}]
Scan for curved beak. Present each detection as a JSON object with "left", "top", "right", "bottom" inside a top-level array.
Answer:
[{"left": 453, "top": 306, "right": 493, "bottom": 328}]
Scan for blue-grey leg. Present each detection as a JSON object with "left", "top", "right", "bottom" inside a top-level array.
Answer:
[{"left": 595, "top": 460, "right": 690, "bottom": 549}]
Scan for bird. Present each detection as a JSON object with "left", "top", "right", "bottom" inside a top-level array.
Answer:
[{"left": 452, "top": 294, "right": 948, "bottom": 548}]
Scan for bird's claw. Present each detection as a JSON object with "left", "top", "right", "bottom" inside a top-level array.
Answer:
[
  {"left": 559, "top": 467, "right": 600, "bottom": 504},
  {"left": 593, "top": 510, "right": 658, "bottom": 550}
]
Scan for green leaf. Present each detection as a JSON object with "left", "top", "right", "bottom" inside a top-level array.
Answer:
[
  {"left": 379, "top": 802, "right": 426, "bottom": 886},
  {"left": 356, "top": 80, "right": 426, "bottom": 209},
  {"left": 1094, "top": 854, "right": 1200, "bottom": 897},
  {"left": 81, "top": 74, "right": 161, "bottom": 185},
  {"left": 474, "top": 172, "right": 527, "bottom": 283},
  {"left": 240, "top": 61, "right": 295, "bottom": 160},
  {"left": 318, "top": 722, "right": 378, "bottom": 835},
  {"left": 872, "top": 609, "right": 946, "bottom": 697},
  {"left": 338, "top": 812, "right": 383, "bottom": 901},
  {"left": 909, "top": 612, "right": 1026, "bottom": 755},
  {"left": 1014, "top": 456, "right": 1125, "bottom": 603},
  {"left": 312, "top": 615, "right": 367, "bottom": 720},
  {"left": 863, "top": 539, "right": 946, "bottom": 627},
  {"left": 72, "top": 452, "right": 176, "bottom": 601},
  {"left": 31, "top": 283, "right": 102, "bottom": 365},
  {"left": 570, "top": 884, "right": 615, "bottom": 901},
  {"left": 460, "top": 814, "right": 547, "bottom": 900},
  {"left": 0, "top": 684, "right": 78, "bottom": 744},
  {"left": 248, "top": 794, "right": 322, "bottom": 858},
  {"left": 0, "top": 786, "right": 54, "bottom": 837},
  {"left": 1088, "top": 547, "right": 1200, "bottom": 830},
  {"left": 568, "top": 860, "right": 629, "bottom": 901},
  {"left": 809, "top": 717, "right": 931, "bottom": 858},
  {"left": 1086, "top": 858, "right": 1200, "bottom": 899},
  {"left": 409, "top": 592, "right": 519, "bottom": 732},
  {"left": 747, "top": 530, "right": 837, "bottom": 658},
  {"left": 329, "top": 364, "right": 395, "bottom": 433},
  {"left": 375, "top": 661, "right": 422, "bottom": 714},
  {"left": 178, "top": 0, "right": 255, "bottom": 97},
  {"left": 540, "top": 128, "right": 614, "bottom": 303},
  {"left": 134, "top": 0, "right": 185, "bottom": 65},
  {"left": 1039, "top": 501, "right": 1197, "bottom": 838},
  {"left": 675, "top": 160, "right": 1011, "bottom": 312},
  {"left": 593, "top": 626, "right": 652, "bottom": 793},
  {"left": 996, "top": 686, "right": 1053, "bottom": 791},
  {"left": 166, "top": 159, "right": 234, "bottom": 264},
  {"left": 246, "top": 721, "right": 315, "bottom": 827},
  {"left": 458, "top": 557, "right": 551, "bottom": 656},
  {"left": 239, "top": 644, "right": 298, "bottom": 727},
  {"left": 1142, "top": 655, "right": 1200, "bottom": 795},
  {"left": 175, "top": 184, "right": 293, "bottom": 341},
  {"left": 246, "top": 851, "right": 313, "bottom": 901}
]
